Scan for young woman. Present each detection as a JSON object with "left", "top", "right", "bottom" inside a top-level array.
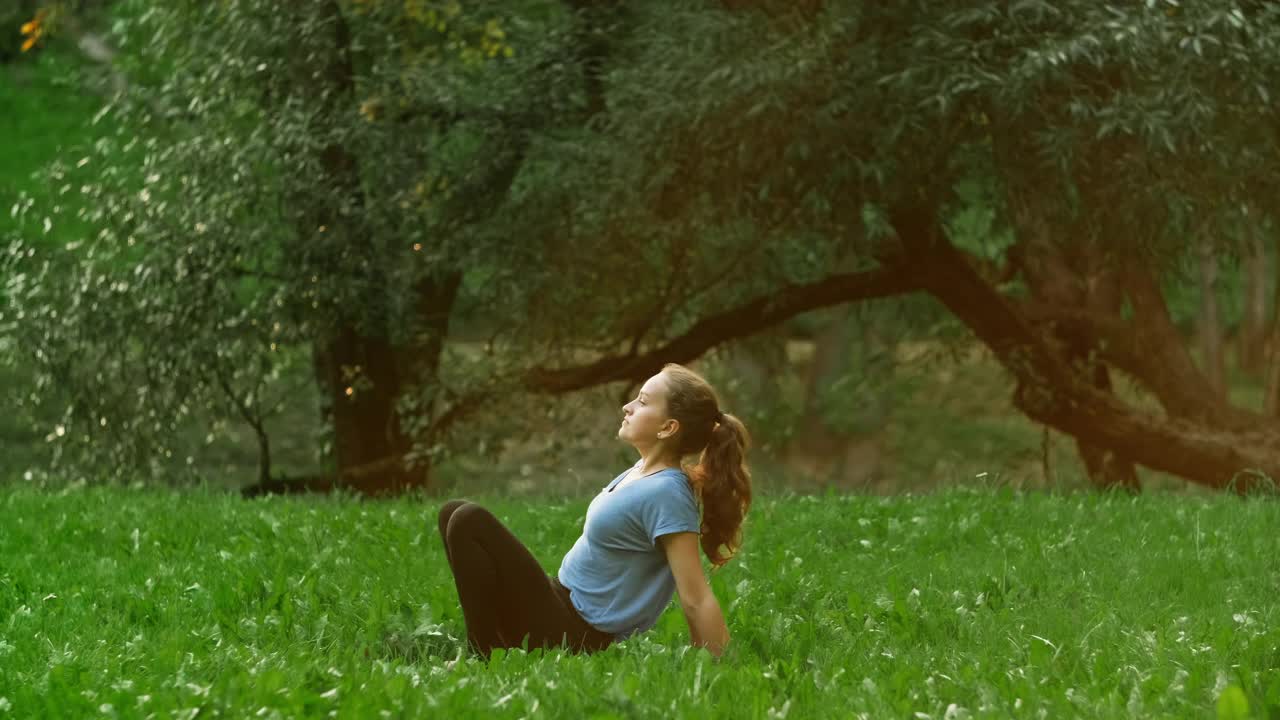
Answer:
[{"left": 437, "top": 363, "right": 752, "bottom": 659}]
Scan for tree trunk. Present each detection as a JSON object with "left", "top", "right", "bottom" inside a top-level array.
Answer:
[
  {"left": 526, "top": 266, "right": 917, "bottom": 393},
  {"left": 890, "top": 203, "right": 1280, "bottom": 494},
  {"left": 1264, "top": 236, "right": 1280, "bottom": 416},
  {"left": 1116, "top": 260, "right": 1249, "bottom": 428},
  {"left": 1070, "top": 361, "right": 1140, "bottom": 493},
  {"left": 1198, "top": 240, "right": 1227, "bottom": 398},
  {"left": 1006, "top": 229, "right": 1140, "bottom": 492},
  {"left": 235, "top": 1, "right": 428, "bottom": 497},
  {"left": 721, "top": 331, "right": 787, "bottom": 448},
  {"left": 317, "top": 327, "right": 418, "bottom": 494},
  {"left": 1265, "top": 339, "right": 1280, "bottom": 416},
  {"left": 245, "top": 0, "right": 625, "bottom": 497},
  {"left": 1239, "top": 229, "right": 1268, "bottom": 377},
  {"left": 786, "top": 306, "right": 891, "bottom": 490},
  {"left": 309, "top": 1, "right": 422, "bottom": 494},
  {"left": 245, "top": 269, "right": 459, "bottom": 498}
]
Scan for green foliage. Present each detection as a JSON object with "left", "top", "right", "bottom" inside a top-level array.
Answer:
[
  {"left": 9, "top": 0, "right": 1280, "bottom": 488},
  {"left": 0, "top": 486, "right": 1277, "bottom": 717},
  {"left": 6, "top": 0, "right": 877, "bottom": 485},
  {"left": 945, "top": 170, "right": 1016, "bottom": 263},
  {"left": 0, "top": 48, "right": 101, "bottom": 244},
  {"left": 882, "top": 0, "right": 1280, "bottom": 259},
  {"left": 0, "top": 46, "right": 128, "bottom": 480},
  {"left": 3, "top": 0, "right": 570, "bottom": 482}
]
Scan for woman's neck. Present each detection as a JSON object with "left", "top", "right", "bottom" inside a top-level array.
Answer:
[{"left": 635, "top": 446, "right": 680, "bottom": 476}]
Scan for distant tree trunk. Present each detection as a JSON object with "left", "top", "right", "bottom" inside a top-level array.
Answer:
[
  {"left": 247, "top": 271, "right": 458, "bottom": 498},
  {"left": 1239, "top": 229, "right": 1268, "bottom": 377},
  {"left": 1198, "top": 240, "right": 1227, "bottom": 398},
  {"left": 244, "top": 0, "right": 424, "bottom": 497},
  {"left": 316, "top": 329, "right": 418, "bottom": 493},
  {"left": 786, "top": 306, "right": 891, "bottom": 490},
  {"left": 721, "top": 331, "right": 787, "bottom": 451},
  {"left": 314, "top": 1, "right": 421, "bottom": 493},
  {"left": 245, "top": 0, "right": 621, "bottom": 497},
  {"left": 1263, "top": 236, "right": 1280, "bottom": 416},
  {"left": 788, "top": 307, "right": 854, "bottom": 486}
]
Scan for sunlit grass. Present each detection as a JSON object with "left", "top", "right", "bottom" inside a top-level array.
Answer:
[{"left": 0, "top": 484, "right": 1276, "bottom": 718}]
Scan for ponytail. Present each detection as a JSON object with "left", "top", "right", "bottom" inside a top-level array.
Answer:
[
  {"left": 659, "top": 363, "right": 754, "bottom": 569},
  {"left": 690, "top": 412, "right": 752, "bottom": 569}
]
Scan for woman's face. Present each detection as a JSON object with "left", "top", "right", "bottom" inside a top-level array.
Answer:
[{"left": 618, "top": 373, "right": 676, "bottom": 447}]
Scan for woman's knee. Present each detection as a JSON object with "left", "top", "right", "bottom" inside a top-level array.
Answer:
[
  {"left": 437, "top": 499, "right": 473, "bottom": 534},
  {"left": 445, "top": 502, "right": 496, "bottom": 543}
]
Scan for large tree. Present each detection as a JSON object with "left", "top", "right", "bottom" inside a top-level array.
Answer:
[
  {"left": 7, "top": 0, "right": 1280, "bottom": 494},
  {"left": 495, "top": 0, "right": 1280, "bottom": 493}
]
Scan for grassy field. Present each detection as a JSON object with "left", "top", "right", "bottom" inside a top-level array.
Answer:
[{"left": 0, "top": 485, "right": 1276, "bottom": 719}]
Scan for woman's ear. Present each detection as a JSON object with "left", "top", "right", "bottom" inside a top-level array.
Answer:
[{"left": 659, "top": 418, "right": 680, "bottom": 439}]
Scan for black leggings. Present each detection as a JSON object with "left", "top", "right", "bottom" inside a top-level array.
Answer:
[{"left": 438, "top": 500, "right": 615, "bottom": 659}]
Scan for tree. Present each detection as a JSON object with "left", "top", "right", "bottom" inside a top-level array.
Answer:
[
  {"left": 6, "top": 0, "right": 535, "bottom": 490},
  {"left": 529, "top": 0, "right": 1280, "bottom": 492},
  {"left": 8, "top": 0, "right": 1280, "bottom": 495}
]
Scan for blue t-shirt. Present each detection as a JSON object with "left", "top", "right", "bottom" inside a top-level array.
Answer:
[{"left": 556, "top": 465, "right": 702, "bottom": 639}]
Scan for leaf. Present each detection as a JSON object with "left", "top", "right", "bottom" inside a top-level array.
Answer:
[{"left": 1216, "top": 685, "right": 1249, "bottom": 720}]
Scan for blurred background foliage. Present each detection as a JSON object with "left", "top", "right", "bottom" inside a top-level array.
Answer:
[{"left": 3, "top": 0, "right": 1280, "bottom": 497}]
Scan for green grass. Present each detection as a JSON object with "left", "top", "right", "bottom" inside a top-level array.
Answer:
[{"left": 1, "top": 485, "right": 1277, "bottom": 718}]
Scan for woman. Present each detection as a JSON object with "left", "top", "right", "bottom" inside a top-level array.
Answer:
[{"left": 438, "top": 363, "right": 752, "bottom": 659}]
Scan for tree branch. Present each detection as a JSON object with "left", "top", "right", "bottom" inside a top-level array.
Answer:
[
  {"left": 418, "top": 261, "right": 918, "bottom": 444},
  {"left": 213, "top": 367, "right": 271, "bottom": 488},
  {"left": 889, "top": 202, "right": 1280, "bottom": 493},
  {"left": 1018, "top": 299, "right": 1263, "bottom": 432},
  {"left": 524, "top": 263, "right": 919, "bottom": 393}
]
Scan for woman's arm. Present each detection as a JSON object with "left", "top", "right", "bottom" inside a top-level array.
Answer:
[{"left": 659, "top": 532, "right": 730, "bottom": 657}]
